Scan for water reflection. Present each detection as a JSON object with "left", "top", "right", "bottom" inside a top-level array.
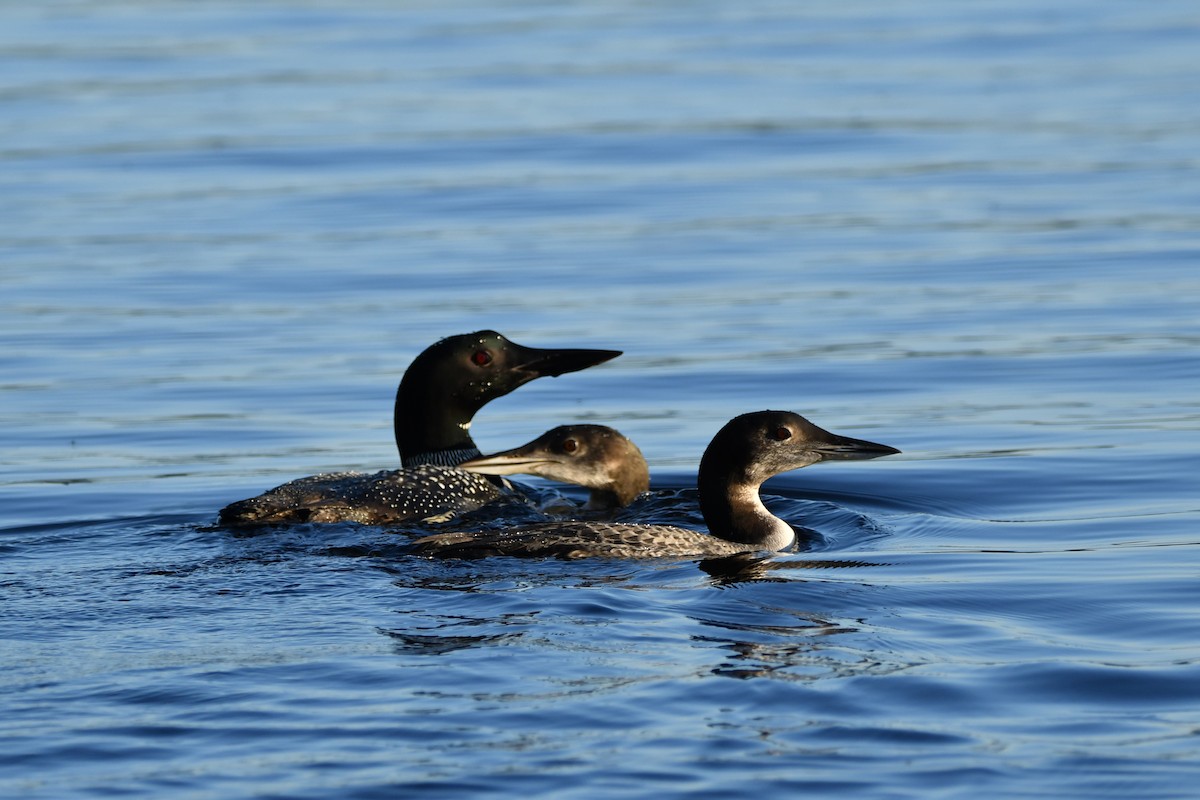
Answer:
[
  {"left": 700, "top": 552, "right": 886, "bottom": 584},
  {"left": 378, "top": 625, "right": 527, "bottom": 656}
]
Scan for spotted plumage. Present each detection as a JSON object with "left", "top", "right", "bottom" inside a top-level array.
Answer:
[{"left": 218, "top": 465, "right": 504, "bottom": 525}]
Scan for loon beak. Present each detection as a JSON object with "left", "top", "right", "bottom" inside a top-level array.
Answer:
[
  {"left": 458, "top": 450, "right": 558, "bottom": 476},
  {"left": 508, "top": 342, "right": 621, "bottom": 379},
  {"left": 811, "top": 432, "right": 900, "bottom": 462}
]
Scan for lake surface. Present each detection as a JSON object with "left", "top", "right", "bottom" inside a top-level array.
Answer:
[{"left": 3, "top": 1, "right": 1199, "bottom": 797}]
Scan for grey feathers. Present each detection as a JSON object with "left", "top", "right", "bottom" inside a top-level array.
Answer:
[{"left": 412, "top": 521, "right": 768, "bottom": 560}]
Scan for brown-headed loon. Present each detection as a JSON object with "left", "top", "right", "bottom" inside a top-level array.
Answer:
[
  {"left": 412, "top": 410, "right": 899, "bottom": 559},
  {"left": 458, "top": 424, "right": 649, "bottom": 511},
  {"left": 218, "top": 331, "right": 620, "bottom": 525}
]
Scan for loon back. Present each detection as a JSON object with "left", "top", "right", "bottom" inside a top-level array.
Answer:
[
  {"left": 414, "top": 521, "right": 750, "bottom": 559},
  {"left": 217, "top": 465, "right": 504, "bottom": 526}
]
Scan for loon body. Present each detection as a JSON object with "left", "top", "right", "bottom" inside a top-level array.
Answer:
[
  {"left": 413, "top": 410, "right": 899, "bottom": 559},
  {"left": 218, "top": 465, "right": 502, "bottom": 525},
  {"left": 219, "top": 331, "right": 620, "bottom": 525},
  {"left": 458, "top": 424, "right": 649, "bottom": 511}
]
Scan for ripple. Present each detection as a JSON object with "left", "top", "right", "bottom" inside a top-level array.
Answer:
[{"left": 4, "top": 0, "right": 1200, "bottom": 797}]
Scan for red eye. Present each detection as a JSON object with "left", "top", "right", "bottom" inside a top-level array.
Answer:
[
  {"left": 772, "top": 426, "right": 792, "bottom": 441},
  {"left": 561, "top": 438, "right": 578, "bottom": 454},
  {"left": 471, "top": 350, "right": 493, "bottom": 367}
]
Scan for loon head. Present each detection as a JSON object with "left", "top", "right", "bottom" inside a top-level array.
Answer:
[
  {"left": 698, "top": 410, "right": 900, "bottom": 547},
  {"left": 393, "top": 331, "right": 621, "bottom": 467},
  {"left": 704, "top": 410, "right": 901, "bottom": 483},
  {"left": 460, "top": 424, "right": 649, "bottom": 509}
]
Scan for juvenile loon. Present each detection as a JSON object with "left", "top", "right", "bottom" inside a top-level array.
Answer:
[
  {"left": 458, "top": 424, "right": 649, "bottom": 511},
  {"left": 218, "top": 331, "right": 620, "bottom": 525},
  {"left": 412, "top": 410, "right": 899, "bottom": 559}
]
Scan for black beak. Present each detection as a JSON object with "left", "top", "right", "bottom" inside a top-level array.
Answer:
[
  {"left": 812, "top": 432, "right": 900, "bottom": 462},
  {"left": 509, "top": 343, "right": 621, "bottom": 378}
]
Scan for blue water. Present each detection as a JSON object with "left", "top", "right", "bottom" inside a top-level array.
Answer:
[{"left": 3, "top": 1, "right": 1199, "bottom": 797}]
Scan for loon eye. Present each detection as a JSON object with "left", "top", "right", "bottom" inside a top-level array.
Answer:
[
  {"left": 771, "top": 426, "right": 792, "bottom": 441},
  {"left": 561, "top": 438, "right": 579, "bottom": 454},
  {"left": 471, "top": 349, "right": 493, "bottom": 367}
]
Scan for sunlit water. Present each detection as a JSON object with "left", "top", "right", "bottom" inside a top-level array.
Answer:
[{"left": 3, "top": 1, "right": 1199, "bottom": 797}]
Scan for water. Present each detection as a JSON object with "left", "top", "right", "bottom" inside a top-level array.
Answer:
[{"left": 2, "top": 1, "right": 1199, "bottom": 796}]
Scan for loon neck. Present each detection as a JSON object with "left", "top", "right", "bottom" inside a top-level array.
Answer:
[
  {"left": 404, "top": 445, "right": 484, "bottom": 469},
  {"left": 393, "top": 380, "right": 478, "bottom": 468},
  {"left": 583, "top": 487, "right": 625, "bottom": 511},
  {"left": 587, "top": 464, "right": 648, "bottom": 510},
  {"left": 699, "top": 477, "right": 795, "bottom": 550},
  {"left": 696, "top": 448, "right": 795, "bottom": 551}
]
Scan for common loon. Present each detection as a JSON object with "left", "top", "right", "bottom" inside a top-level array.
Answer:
[
  {"left": 218, "top": 331, "right": 620, "bottom": 525},
  {"left": 458, "top": 424, "right": 649, "bottom": 511},
  {"left": 413, "top": 410, "right": 899, "bottom": 559}
]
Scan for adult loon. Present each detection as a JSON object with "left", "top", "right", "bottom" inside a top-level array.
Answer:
[
  {"left": 413, "top": 410, "right": 899, "bottom": 559},
  {"left": 218, "top": 331, "right": 620, "bottom": 525},
  {"left": 458, "top": 424, "right": 649, "bottom": 511}
]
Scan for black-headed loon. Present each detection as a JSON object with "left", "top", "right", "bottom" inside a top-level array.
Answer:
[
  {"left": 459, "top": 424, "right": 649, "bottom": 511},
  {"left": 413, "top": 410, "right": 899, "bottom": 559},
  {"left": 218, "top": 331, "right": 620, "bottom": 525}
]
